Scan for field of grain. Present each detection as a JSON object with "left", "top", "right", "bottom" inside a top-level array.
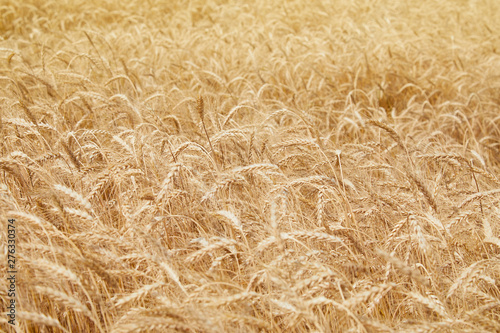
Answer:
[{"left": 1, "top": 0, "right": 500, "bottom": 332}]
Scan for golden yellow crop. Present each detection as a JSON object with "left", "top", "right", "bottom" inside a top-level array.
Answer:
[{"left": 1, "top": 0, "right": 500, "bottom": 331}]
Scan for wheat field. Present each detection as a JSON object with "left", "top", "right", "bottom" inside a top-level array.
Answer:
[{"left": 1, "top": 0, "right": 500, "bottom": 332}]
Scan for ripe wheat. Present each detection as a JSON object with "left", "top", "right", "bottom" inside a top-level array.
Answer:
[{"left": 2, "top": 0, "right": 500, "bottom": 331}]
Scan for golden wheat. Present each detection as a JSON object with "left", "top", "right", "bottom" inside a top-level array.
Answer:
[{"left": 2, "top": 0, "right": 500, "bottom": 331}]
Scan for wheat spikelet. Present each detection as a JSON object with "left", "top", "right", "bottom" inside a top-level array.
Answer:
[
  {"left": 292, "top": 270, "right": 337, "bottom": 292},
  {"left": 386, "top": 216, "right": 409, "bottom": 245},
  {"left": 35, "top": 152, "right": 63, "bottom": 165},
  {"left": 193, "top": 291, "right": 261, "bottom": 307},
  {"left": 112, "top": 317, "right": 193, "bottom": 333},
  {"left": 232, "top": 163, "right": 280, "bottom": 174},
  {"left": 63, "top": 207, "right": 94, "bottom": 222},
  {"left": 207, "top": 252, "right": 235, "bottom": 274},
  {"left": 447, "top": 260, "right": 487, "bottom": 299},
  {"left": 366, "top": 283, "right": 395, "bottom": 315},
  {"left": 156, "top": 163, "right": 183, "bottom": 199},
  {"left": 24, "top": 258, "right": 82, "bottom": 289},
  {"left": 37, "top": 121, "right": 59, "bottom": 133},
  {"left": 172, "top": 141, "right": 213, "bottom": 164},
  {"left": 196, "top": 95, "right": 205, "bottom": 119},
  {"left": 77, "top": 89, "right": 110, "bottom": 104},
  {"left": 469, "top": 165, "right": 500, "bottom": 186},
  {"left": 467, "top": 285, "right": 498, "bottom": 304},
  {"left": 358, "top": 162, "right": 394, "bottom": 171},
  {"left": 172, "top": 141, "right": 194, "bottom": 160},
  {"left": 186, "top": 238, "right": 240, "bottom": 263},
  {"left": 222, "top": 104, "right": 257, "bottom": 127},
  {"left": 113, "top": 282, "right": 164, "bottom": 308},
  {"left": 410, "top": 216, "right": 429, "bottom": 256},
  {"left": 70, "top": 231, "right": 132, "bottom": 250},
  {"left": 277, "top": 152, "right": 315, "bottom": 168},
  {"left": 344, "top": 283, "right": 390, "bottom": 309},
  {"left": 9, "top": 210, "right": 62, "bottom": 234},
  {"left": 289, "top": 175, "right": 337, "bottom": 188},
  {"left": 4, "top": 117, "right": 37, "bottom": 129},
  {"left": 366, "top": 120, "right": 405, "bottom": 149},
  {"left": 211, "top": 128, "right": 248, "bottom": 145},
  {"left": 407, "top": 172, "right": 438, "bottom": 212},
  {"left": 79, "top": 251, "right": 120, "bottom": 289},
  {"left": 88, "top": 169, "right": 113, "bottom": 200},
  {"left": 61, "top": 139, "right": 82, "bottom": 170},
  {"left": 78, "top": 129, "right": 113, "bottom": 139},
  {"left": 106, "top": 75, "right": 137, "bottom": 91},
  {"left": 273, "top": 139, "right": 320, "bottom": 155},
  {"left": 56, "top": 71, "right": 95, "bottom": 86},
  {"left": 201, "top": 175, "right": 246, "bottom": 203},
  {"left": 17, "top": 312, "right": 69, "bottom": 332},
  {"left": 408, "top": 291, "right": 448, "bottom": 317},
  {"left": 286, "top": 231, "right": 345, "bottom": 245},
  {"left": 262, "top": 108, "right": 299, "bottom": 123},
  {"left": 302, "top": 296, "right": 364, "bottom": 329},
  {"left": 215, "top": 210, "right": 242, "bottom": 231},
  {"left": 53, "top": 183, "right": 93, "bottom": 212},
  {"left": 35, "top": 286, "right": 93, "bottom": 318},
  {"left": 117, "top": 307, "right": 187, "bottom": 323},
  {"left": 255, "top": 235, "right": 278, "bottom": 253},
  {"left": 156, "top": 260, "right": 188, "bottom": 296},
  {"left": 113, "top": 102, "right": 141, "bottom": 127},
  {"left": 112, "top": 134, "right": 135, "bottom": 155},
  {"left": 466, "top": 301, "right": 500, "bottom": 318},
  {"left": 459, "top": 189, "right": 500, "bottom": 209}
]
